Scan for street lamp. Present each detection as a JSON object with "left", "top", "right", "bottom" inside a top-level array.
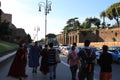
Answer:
[{"left": 38, "top": 0, "right": 52, "bottom": 44}]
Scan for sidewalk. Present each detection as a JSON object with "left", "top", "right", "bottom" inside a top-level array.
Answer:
[
  {"left": 0, "top": 51, "right": 102, "bottom": 80},
  {"left": 0, "top": 53, "right": 72, "bottom": 80},
  {"left": 0, "top": 51, "right": 16, "bottom": 63}
]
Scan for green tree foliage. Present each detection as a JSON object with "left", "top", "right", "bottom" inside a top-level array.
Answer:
[
  {"left": 82, "top": 17, "right": 101, "bottom": 29},
  {"left": 106, "top": 2, "right": 120, "bottom": 27},
  {"left": 46, "top": 33, "right": 56, "bottom": 38},
  {"left": 92, "top": 17, "right": 101, "bottom": 28},
  {"left": 81, "top": 21, "right": 91, "bottom": 29},
  {"left": 0, "top": 21, "right": 11, "bottom": 39},
  {"left": 84, "top": 18, "right": 92, "bottom": 28},
  {"left": 39, "top": 38, "right": 44, "bottom": 44},
  {"left": 26, "top": 34, "right": 32, "bottom": 43},
  {"left": 64, "top": 17, "right": 80, "bottom": 32}
]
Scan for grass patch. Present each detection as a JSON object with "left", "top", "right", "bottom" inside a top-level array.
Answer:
[{"left": 0, "top": 40, "right": 19, "bottom": 56}]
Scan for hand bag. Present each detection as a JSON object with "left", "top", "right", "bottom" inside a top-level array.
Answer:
[{"left": 56, "top": 52, "right": 61, "bottom": 63}]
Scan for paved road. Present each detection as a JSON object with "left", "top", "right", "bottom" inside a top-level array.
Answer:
[
  {"left": 0, "top": 55, "right": 72, "bottom": 80},
  {"left": 0, "top": 54, "right": 120, "bottom": 80}
]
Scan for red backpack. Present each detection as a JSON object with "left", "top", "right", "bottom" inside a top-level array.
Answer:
[{"left": 82, "top": 49, "right": 94, "bottom": 73}]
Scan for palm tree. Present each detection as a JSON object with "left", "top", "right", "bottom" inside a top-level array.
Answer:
[
  {"left": 100, "top": 11, "right": 106, "bottom": 28},
  {"left": 106, "top": 2, "right": 120, "bottom": 27}
]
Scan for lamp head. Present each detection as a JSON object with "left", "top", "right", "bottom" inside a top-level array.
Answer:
[
  {"left": 39, "top": 5, "right": 41, "bottom": 12},
  {"left": 49, "top": 5, "right": 51, "bottom": 11}
]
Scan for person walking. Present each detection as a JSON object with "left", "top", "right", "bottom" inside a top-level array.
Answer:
[
  {"left": 77, "top": 40, "right": 96, "bottom": 80},
  {"left": 48, "top": 43, "right": 58, "bottom": 80},
  {"left": 28, "top": 41, "right": 41, "bottom": 73},
  {"left": 40, "top": 45, "right": 49, "bottom": 75},
  {"left": 99, "top": 45, "right": 113, "bottom": 80},
  {"left": 73, "top": 42, "right": 79, "bottom": 54},
  {"left": 7, "top": 42, "right": 28, "bottom": 80},
  {"left": 23, "top": 43, "right": 28, "bottom": 73},
  {"left": 67, "top": 45, "right": 80, "bottom": 80}
]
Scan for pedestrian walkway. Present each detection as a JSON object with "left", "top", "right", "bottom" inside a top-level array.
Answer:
[
  {"left": 6, "top": 60, "right": 72, "bottom": 80},
  {"left": 0, "top": 52, "right": 100, "bottom": 80},
  {"left": 0, "top": 53, "right": 71, "bottom": 80}
]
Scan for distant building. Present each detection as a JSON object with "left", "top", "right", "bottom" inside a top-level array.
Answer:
[
  {"left": 0, "top": 9, "right": 12, "bottom": 23},
  {"left": 0, "top": 3, "right": 28, "bottom": 43},
  {"left": 56, "top": 28, "right": 120, "bottom": 45}
]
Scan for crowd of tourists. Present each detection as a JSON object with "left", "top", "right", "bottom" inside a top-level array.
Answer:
[{"left": 7, "top": 40, "right": 113, "bottom": 80}]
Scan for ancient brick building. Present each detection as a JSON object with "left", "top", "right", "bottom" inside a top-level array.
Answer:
[
  {"left": 0, "top": 9, "right": 12, "bottom": 23},
  {"left": 56, "top": 28, "right": 120, "bottom": 45},
  {"left": 0, "top": 7, "right": 27, "bottom": 42}
]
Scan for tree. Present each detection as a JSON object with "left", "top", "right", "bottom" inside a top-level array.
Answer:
[
  {"left": 0, "top": 21, "right": 11, "bottom": 39},
  {"left": 100, "top": 11, "right": 106, "bottom": 28},
  {"left": 81, "top": 17, "right": 101, "bottom": 29},
  {"left": 63, "top": 17, "right": 80, "bottom": 44},
  {"left": 46, "top": 33, "right": 56, "bottom": 38},
  {"left": 66, "top": 17, "right": 80, "bottom": 31},
  {"left": 92, "top": 17, "right": 101, "bottom": 28},
  {"left": 26, "top": 34, "right": 32, "bottom": 43},
  {"left": 81, "top": 21, "right": 91, "bottom": 29},
  {"left": 85, "top": 17, "right": 92, "bottom": 28},
  {"left": 39, "top": 38, "right": 45, "bottom": 44},
  {"left": 46, "top": 33, "right": 58, "bottom": 45},
  {"left": 106, "top": 2, "right": 120, "bottom": 27},
  {"left": 0, "top": 9, "right": 2, "bottom": 22},
  {"left": 74, "top": 20, "right": 81, "bottom": 30}
]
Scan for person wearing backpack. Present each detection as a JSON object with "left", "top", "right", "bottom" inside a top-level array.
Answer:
[
  {"left": 67, "top": 45, "right": 80, "bottom": 80},
  {"left": 77, "top": 40, "right": 96, "bottom": 80}
]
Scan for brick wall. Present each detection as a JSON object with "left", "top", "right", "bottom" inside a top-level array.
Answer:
[
  {"left": 98, "top": 28, "right": 120, "bottom": 42},
  {"left": 56, "top": 27, "right": 120, "bottom": 46},
  {"left": 77, "top": 42, "right": 120, "bottom": 47},
  {"left": 1, "top": 13, "right": 12, "bottom": 23}
]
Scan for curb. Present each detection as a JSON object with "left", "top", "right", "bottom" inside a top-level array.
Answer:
[{"left": 0, "top": 51, "right": 16, "bottom": 63}]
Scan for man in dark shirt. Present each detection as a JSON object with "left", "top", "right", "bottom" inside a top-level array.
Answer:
[
  {"left": 77, "top": 40, "right": 96, "bottom": 80},
  {"left": 99, "top": 45, "right": 113, "bottom": 80}
]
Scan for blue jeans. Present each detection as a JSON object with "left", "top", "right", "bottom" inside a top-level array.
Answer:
[{"left": 49, "top": 64, "right": 57, "bottom": 80}]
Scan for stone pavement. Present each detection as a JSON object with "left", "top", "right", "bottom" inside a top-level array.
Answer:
[
  {"left": 0, "top": 51, "right": 100, "bottom": 80},
  {"left": 1, "top": 51, "right": 120, "bottom": 80},
  {"left": 6, "top": 62, "right": 72, "bottom": 80},
  {"left": 0, "top": 51, "right": 72, "bottom": 80}
]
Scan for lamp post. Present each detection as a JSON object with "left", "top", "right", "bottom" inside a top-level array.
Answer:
[
  {"left": 38, "top": 0, "right": 52, "bottom": 44},
  {"left": 34, "top": 26, "right": 40, "bottom": 41}
]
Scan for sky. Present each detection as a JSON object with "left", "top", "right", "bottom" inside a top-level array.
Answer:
[{"left": 0, "top": 0, "right": 120, "bottom": 41}]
